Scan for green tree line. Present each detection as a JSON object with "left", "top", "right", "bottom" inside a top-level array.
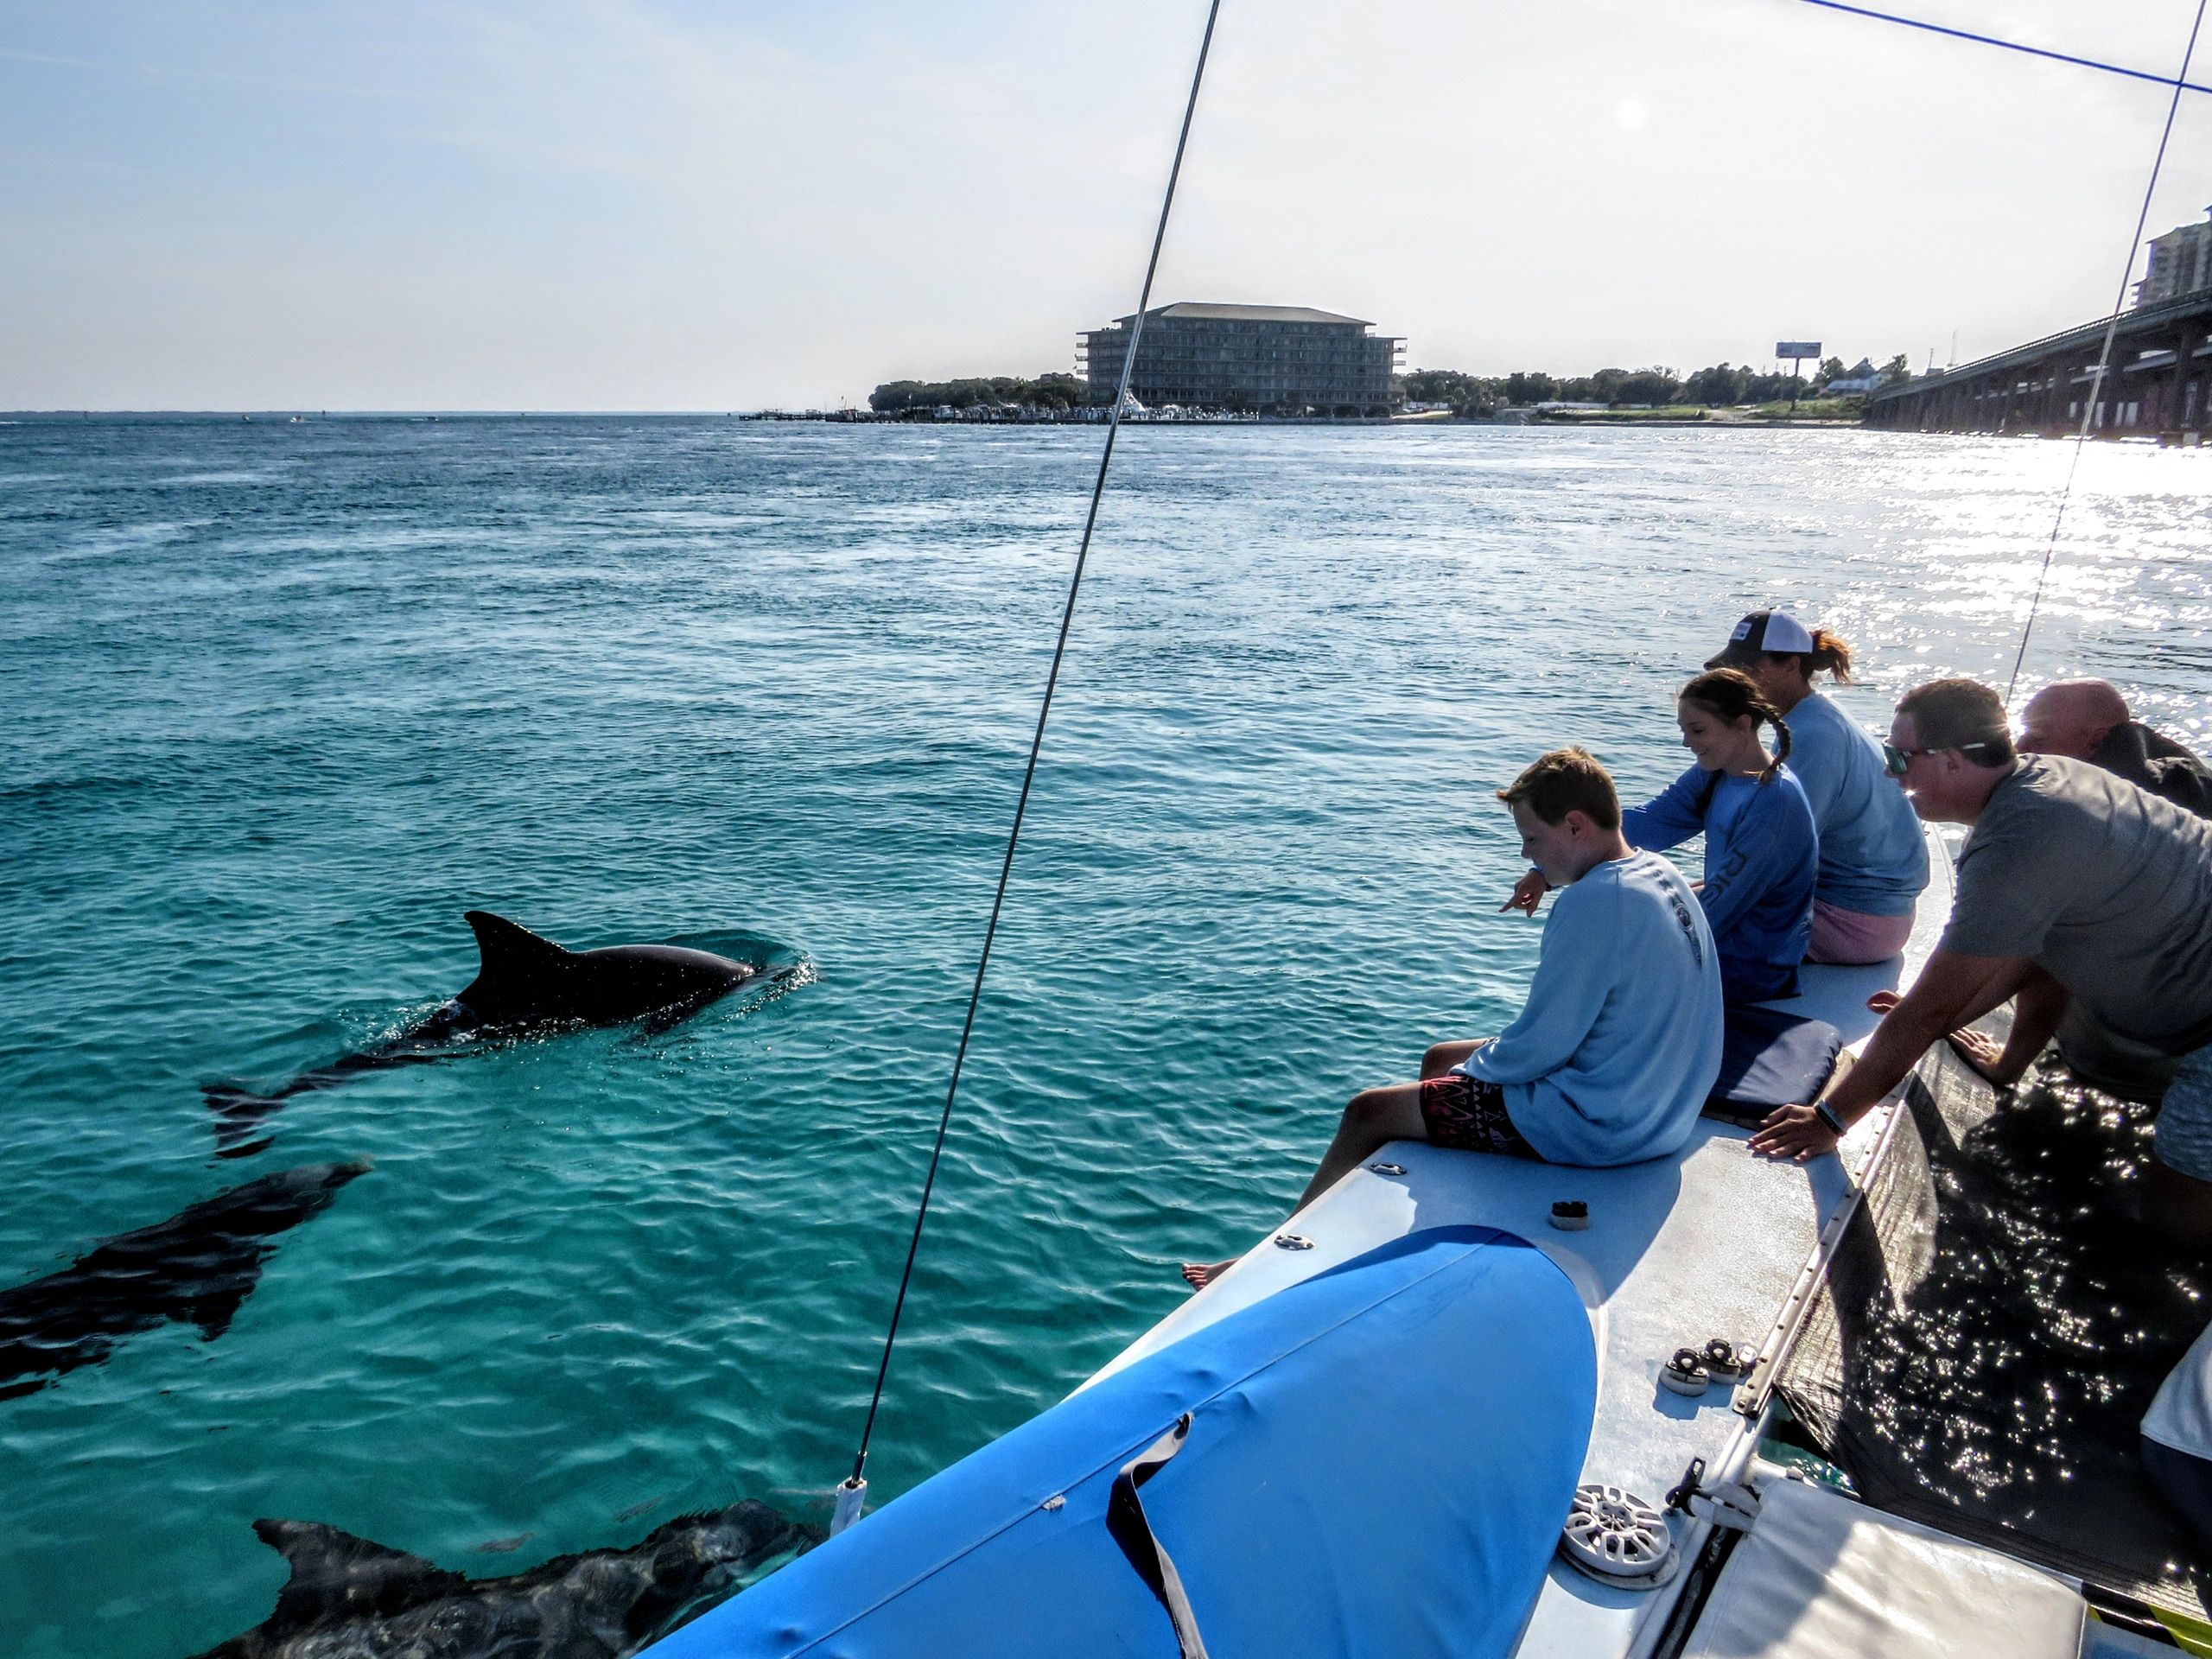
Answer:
[
  {"left": 870, "top": 353, "right": 1916, "bottom": 417},
  {"left": 1401, "top": 354, "right": 1911, "bottom": 415},
  {"left": 868, "top": 373, "right": 1086, "bottom": 413}
]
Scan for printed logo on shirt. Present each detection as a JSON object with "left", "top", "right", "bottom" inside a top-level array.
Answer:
[{"left": 1666, "top": 887, "right": 1704, "bottom": 968}]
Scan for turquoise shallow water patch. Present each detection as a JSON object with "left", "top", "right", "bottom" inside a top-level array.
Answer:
[{"left": 0, "top": 417, "right": 2206, "bottom": 1657}]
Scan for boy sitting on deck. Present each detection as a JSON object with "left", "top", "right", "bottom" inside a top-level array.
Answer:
[{"left": 1183, "top": 748, "right": 1725, "bottom": 1290}]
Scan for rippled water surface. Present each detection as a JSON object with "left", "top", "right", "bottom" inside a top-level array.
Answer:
[{"left": 1, "top": 417, "right": 2208, "bottom": 1656}]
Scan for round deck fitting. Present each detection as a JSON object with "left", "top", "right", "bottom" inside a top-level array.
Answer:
[
  {"left": 1549, "top": 1200, "right": 1590, "bottom": 1231},
  {"left": 1660, "top": 1347, "right": 1711, "bottom": 1396},
  {"left": 1560, "top": 1484, "right": 1677, "bottom": 1587},
  {"left": 1702, "top": 1338, "right": 1754, "bottom": 1378}
]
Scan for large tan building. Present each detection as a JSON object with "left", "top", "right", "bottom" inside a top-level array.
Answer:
[
  {"left": 1077, "top": 302, "right": 1402, "bottom": 415},
  {"left": 2138, "top": 209, "right": 2212, "bottom": 308}
]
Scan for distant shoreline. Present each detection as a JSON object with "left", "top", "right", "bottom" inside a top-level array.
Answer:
[{"left": 0, "top": 408, "right": 1866, "bottom": 429}]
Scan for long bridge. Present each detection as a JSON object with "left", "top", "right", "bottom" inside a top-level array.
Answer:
[{"left": 1865, "top": 288, "right": 2212, "bottom": 442}]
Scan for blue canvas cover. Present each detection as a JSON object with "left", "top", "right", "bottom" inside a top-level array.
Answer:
[{"left": 651, "top": 1225, "right": 1596, "bottom": 1659}]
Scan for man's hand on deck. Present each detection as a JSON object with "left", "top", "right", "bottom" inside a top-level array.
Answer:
[
  {"left": 1501, "top": 869, "right": 1551, "bottom": 916},
  {"left": 1749, "top": 1102, "right": 1840, "bottom": 1162},
  {"left": 1866, "top": 991, "right": 2014, "bottom": 1084}
]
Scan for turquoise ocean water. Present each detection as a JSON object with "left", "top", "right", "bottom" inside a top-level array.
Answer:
[{"left": 1, "top": 417, "right": 2207, "bottom": 1656}]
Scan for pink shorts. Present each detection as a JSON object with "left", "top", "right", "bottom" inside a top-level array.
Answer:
[{"left": 1807, "top": 899, "right": 1915, "bottom": 965}]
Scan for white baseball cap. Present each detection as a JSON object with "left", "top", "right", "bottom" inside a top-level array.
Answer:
[{"left": 1706, "top": 609, "right": 1815, "bottom": 669}]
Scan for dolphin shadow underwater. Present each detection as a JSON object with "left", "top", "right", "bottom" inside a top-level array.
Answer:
[
  {"left": 0, "top": 1161, "right": 367, "bottom": 1400},
  {"left": 189, "top": 1499, "right": 817, "bottom": 1659},
  {"left": 205, "top": 912, "right": 788, "bottom": 1157}
]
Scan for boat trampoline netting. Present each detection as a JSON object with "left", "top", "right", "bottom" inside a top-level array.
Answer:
[{"left": 1770, "top": 1040, "right": 2212, "bottom": 1619}]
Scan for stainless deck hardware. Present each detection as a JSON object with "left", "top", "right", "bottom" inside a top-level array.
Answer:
[
  {"left": 1560, "top": 1483, "right": 1677, "bottom": 1587},
  {"left": 1660, "top": 1347, "right": 1712, "bottom": 1396}
]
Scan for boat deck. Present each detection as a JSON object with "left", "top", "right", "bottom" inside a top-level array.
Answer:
[{"left": 1084, "top": 833, "right": 1955, "bottom": 1659}]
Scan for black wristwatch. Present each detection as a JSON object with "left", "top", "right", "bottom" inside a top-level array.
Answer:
[{"left": 1813, "top": 1102, "right": 1846, "bottom": 1137}]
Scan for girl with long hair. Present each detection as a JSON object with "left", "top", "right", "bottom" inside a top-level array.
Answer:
[{"left": 1512, "top": 669, "right": 1817, "bottom": 1002}]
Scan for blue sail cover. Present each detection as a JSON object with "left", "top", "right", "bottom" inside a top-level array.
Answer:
[{"left": 651, "top": 1225, "right": 1597, "bottom": 1659}]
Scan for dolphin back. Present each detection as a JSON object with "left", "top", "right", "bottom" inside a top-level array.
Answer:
[
  {"left": 454, "top": 912, "right": 756, "bottom": 1031},
  {"left": 188, "top": 1500, "right": 817, "bottom": 1659}
]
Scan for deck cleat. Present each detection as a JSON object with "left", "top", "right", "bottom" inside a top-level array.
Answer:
[
  {"left": 1366, "top": 1162, "right": 1407, "bottom": 1176},
  {"left": 1560, "top": 1483, "right": 1678, "bottom": 1588},
  {"left": 1548, "top": 1199, "right": 1590, "bottom": 1231},
  {"left": 1700, "top": 1338, "right": 1755, "bottom": 1378},
  {"left": 1660, "top": 1347, "right": 1712, "bottom": 1396},
  {"left": 1273, "top": 1233, "right": 1315, "bottom": 1251}
]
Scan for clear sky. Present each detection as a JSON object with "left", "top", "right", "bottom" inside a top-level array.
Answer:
[{"left": 4, "top": 0, "right": 2208, "bottom": 410}]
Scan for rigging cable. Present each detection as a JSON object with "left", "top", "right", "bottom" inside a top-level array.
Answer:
[
  {"left": 1787, "top": 0, "right": 2212, "bottom": 96},
  {"left": 2005, "top": 0, "right": 2207, "bottom": 706},
  {"left": 831, "top": 0, "right": 1226, "bottom": 1535}
]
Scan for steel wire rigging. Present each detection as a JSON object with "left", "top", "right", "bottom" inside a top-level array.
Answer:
[
  {"left": 1787, "top": 0, "right": 2211, "bottom": 96},
  {"left": 831, "top": 0, "right": 1225, "bottom": 1533},
  {"left": 2006, "top": 0, "right": 2207, "bottom": 704}
]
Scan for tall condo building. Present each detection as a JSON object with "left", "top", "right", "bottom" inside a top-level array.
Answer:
[
  {"left": 1077, "top": 302, "right": 1403, "bottom": 414},
  {"left": 2137, "top": 209, "right": 2212, "bottom": 308}
]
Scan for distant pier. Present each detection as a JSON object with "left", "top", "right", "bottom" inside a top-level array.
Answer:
[{"left": 1866, "top": 290, "right": 2212, "bottom": 442}]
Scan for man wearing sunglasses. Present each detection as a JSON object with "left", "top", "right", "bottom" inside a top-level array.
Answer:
[{"left": 1752, "top": 677, "right": 2212, "bottom": 1243}]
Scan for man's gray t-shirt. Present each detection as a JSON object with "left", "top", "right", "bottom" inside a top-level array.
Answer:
[{"left": 1944, "top": 754, "right": 2212, "bottom": 1053}]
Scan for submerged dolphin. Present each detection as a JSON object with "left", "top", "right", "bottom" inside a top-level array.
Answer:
[
  {"left": 205, "top": 912, "right": 770, "bottom": 1155},
  {"left": 0, "top": 1161, "right": 367, "bottom": 1399},
  {"left": 190, "top": 1500, "right": 816, "bottom": 1659}
]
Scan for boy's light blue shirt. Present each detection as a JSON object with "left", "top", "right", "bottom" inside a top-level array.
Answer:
[
  {"left": 1457, "top": 850, "right": 1725, "bottom": 1166},
  {"left": 1784, "top": 690, "right": 1928, "bottom": 917}
]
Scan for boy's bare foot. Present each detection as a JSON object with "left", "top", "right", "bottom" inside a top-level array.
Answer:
[{"left": 1179, "top": 1257, "right": 1236, "bottom": 1291}]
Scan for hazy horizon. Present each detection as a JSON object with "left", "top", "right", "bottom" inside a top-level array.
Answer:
[{"left": 5, "top": 0, "right": 2209, "bottom": 411}]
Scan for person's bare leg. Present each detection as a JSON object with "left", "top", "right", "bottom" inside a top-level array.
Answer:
[
  {"left": 1421, "top": 1039, "right": 1484, "bottom": 1079},
  {"left": 1291, "top": 1082, "right": 1427, "bottom": 1210},
  {"left": 1182, "top": 1083, "right": 1427, "bottom": 1291}
]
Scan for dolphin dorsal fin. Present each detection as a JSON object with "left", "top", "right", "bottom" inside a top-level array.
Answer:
[
  {"left": 252, "top": 1518, "right": 467, "bottom": 1627},
  {"left": 457, "top": 912, "right": 570, "bottom": 1020},
  {"left": 464, "top": 911, "right": 567, "bottom": 969}
]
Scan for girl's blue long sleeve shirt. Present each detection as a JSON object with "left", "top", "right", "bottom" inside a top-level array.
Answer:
[{"left": 1622, "top": 763, "right": 1818, "bottom": 1003}]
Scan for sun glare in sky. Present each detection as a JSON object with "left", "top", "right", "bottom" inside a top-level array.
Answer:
[{"left": 3, "top": 0, "right": 2209, "bottom": 409}]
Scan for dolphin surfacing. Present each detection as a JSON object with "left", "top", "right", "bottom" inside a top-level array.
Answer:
[
  {"left": 451, "top": 912, "right": 763, "bottom": 1032},
  {"left": 0, "top": 1161, "right": 368, "bottom": 1399},
  {"left": 204, "top": 914, "right": 773, "bottom": 1154},
  {"left": 190, "top": 1500, "right": 816, "bottom": 1659}
]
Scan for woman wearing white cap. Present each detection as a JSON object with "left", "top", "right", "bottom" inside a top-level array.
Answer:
[{"left": 1706, "top": 609, "right": 1929, "bottom": 964}]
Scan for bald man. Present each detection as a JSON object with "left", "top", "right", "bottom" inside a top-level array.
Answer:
[{"left": 2020, "top": 679, "right": 2209, "bottom": 820}]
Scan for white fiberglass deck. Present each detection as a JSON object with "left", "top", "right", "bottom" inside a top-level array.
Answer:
[{"left": 1084, "top": 830, "right": 1955, "bottom": 1659}]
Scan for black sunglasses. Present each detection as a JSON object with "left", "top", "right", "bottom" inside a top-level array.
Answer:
[{"left": 1882, "top": 739, "right": 2001, "bottom": 776}]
